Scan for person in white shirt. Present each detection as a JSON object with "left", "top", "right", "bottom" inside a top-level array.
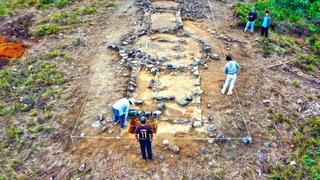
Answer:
[{"left": 112, "top": 97, "right": 135, "bottom": 129}]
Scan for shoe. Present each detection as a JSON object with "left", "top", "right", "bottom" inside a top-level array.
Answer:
[
  {"left": 227, "top": 92, "right": 233, "bottom": 96},
  {"left": 113, "top": 121, "right": 119, "bottom": 125},
  {"left": 220, "top": 89, "right": 225, "bottom": 95},
  {"left": 120, "top": 125, "right": 127, "bottom": 129}
]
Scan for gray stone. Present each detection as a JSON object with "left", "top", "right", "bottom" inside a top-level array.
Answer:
[
  {"left": 264, "top": 142, "right": 271, "bottom": 148},
  {"left": 152, "top": 174, "right": 161, "bottom": 180},
  {"left": 193, "top": 96, "right": 201, "bottom": 104},
  {"left": 177, "top": 99, "right": 190, "bottom": 107},
  {"left": 91, "top": 120, "right": 101, "bottom": 129},
  {"left": 193, "top": 70, "right": 200, "bottom": 77},
  {"left": 193, "top": 121, "right": 202, "bottom": 128},
  {"left": 208, "top": 138, "right": 214, "bottom": 144},
  {"left": 79, "top": 163, "right": 86, "bottom": 172},
  {"left": 150, "top": 67, "right": 159, "bottom": 74},
  {"left": 203, "top": 43, "right": 211, "bottom": 53},
  {"left": 164, "top": 95, "right": 175, "bottom": 101},
  {"left": 186, "top": 95, "right": 193, "bottom": 101},
  {"left": 200, "top": 146, "right": 209, "bottom": 154},
  {"left": 128, "top": 85, "right": 135, "bottom": 91},
  {"left": 175, "top": 52, "right": 186, "bottom": 59},
  {"left": 216, "top": 134, "right": 226, "bottom": 142},
  {"left": 168, "top": 144, "right": 180, "bottom": 154},
  {"left": 207, "top": 114, "right": 214, "bottom": 121},
  {"left": 195, "top": 79, "right": 201, "bottom": 86},
  {"left": 211, "top": 54, "right": 220, "bottom": 60},
  {"left": 207, "top": 124, "right": 217, "bottom": 132},
  {"left": 163, "top": 139, "right": 169, "bottom": 145},
  {"left": 156, "top": 96, "right": 165, "bottom": 101},
  {"left": 152, "top": 110, "right": 162, "bottom": 118},
  {"left": 135, "top": 99, "right": 144, "bottom": 105},
  {"left": 157, "top": 102, "right": 165, "bottom": 110},
  {"left": 262, "top": 99, "right": 272, "bottom": 106},
  {"left": 124, "top": 145, "right": 131, "bottom": 151},
  {"left": 173, "top": 118, "right": 189, "bottom": 124}
]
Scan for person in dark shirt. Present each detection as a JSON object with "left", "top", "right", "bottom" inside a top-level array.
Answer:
[
  {"left": 244, "top": 7, "right": 257, "bottom": 33},
  {"left": 135, "top": 116, "right": 153, "bottom": 161}
]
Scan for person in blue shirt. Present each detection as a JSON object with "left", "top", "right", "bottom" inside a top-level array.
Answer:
[
  {"left": 261, "top": 11, "right": 272, "bottom": 38},
  {"left": 135, "top": 116, "right": 153, "bottom": 161},
  {"left": 244, "top": 7, "right": 257, "bottom": 33},
  {"left": 112, "top": 97, "right": 135, "bottom": 129},
  {"left": 221, "top": 55, "right": 239, "bottom": 96}
]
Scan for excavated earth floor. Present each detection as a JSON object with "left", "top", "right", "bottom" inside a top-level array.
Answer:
[{"left": 72, "top": 0, "right": 248, "bottom": 150}]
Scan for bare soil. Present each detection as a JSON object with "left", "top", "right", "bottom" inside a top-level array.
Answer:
[{"left": 1, "top": 0, "right": 319, "bottom": 179}]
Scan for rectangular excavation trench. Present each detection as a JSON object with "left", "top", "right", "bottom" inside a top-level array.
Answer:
[
  {"left": 72, "top": 18, "right": 250, "bottom": 142},
  {"left": 131, "top": 69, "right": 205, "bottom": 136}
]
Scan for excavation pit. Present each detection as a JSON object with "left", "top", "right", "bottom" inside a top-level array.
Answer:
[{"left": 132, "top": 69, "right": 201, "bottom": 121}]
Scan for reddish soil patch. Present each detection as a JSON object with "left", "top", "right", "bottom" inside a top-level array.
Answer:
[{"left": 0, "top": 37, "right": 25, "bottom": 65}]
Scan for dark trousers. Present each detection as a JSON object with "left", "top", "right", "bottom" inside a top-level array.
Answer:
[
  {"left": 261, "top": 27, "right": 269, "bottom": 38},
  {"left": 139, "top": 140, "right": 152, "bottom": 160}
]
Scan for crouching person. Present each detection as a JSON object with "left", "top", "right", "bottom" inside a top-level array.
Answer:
[
  {"left": 135, "top": 116, "right": 153, "bottom": 162},
  {"left": 112, "top": 97, "right": 134, "bottom": 129}
]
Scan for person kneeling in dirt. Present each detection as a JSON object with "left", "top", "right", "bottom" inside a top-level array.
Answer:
[
  {"left": 221, "top": 55, "right": 239, "bottom": 96},
  {"left": 112, "top": 97, "right": 135, "bottom": 129},
  {"left": 244, "top": 7, "right": 257, "bottom": 33},
  {"left": 135, "top": 116, "right": 153, "bottom": 161}
]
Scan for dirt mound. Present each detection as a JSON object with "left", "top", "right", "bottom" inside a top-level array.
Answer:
[
  {"left": 0, "top": 37, "right": 25, "bottom": 60},
  {"left": 0, "top": 13, "right": 34, "bottom": 38}
]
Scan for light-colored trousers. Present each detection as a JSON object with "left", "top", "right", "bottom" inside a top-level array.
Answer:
[
  {"left": 244, "top": 21, "right": 255, "bottom": 33},
  {"left": 221, "top": 74, "right": 237, "bottom": 95}
]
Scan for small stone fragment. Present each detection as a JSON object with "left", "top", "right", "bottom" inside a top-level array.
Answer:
[
  {"left": 193, "top": 121, "right": 202, "bottom": 128},
  {"left": 168, "top": 144, "right": 180, "bottom": 154},
  {"left": 163, "top": 139, "right": 169, "bottom": 145}
]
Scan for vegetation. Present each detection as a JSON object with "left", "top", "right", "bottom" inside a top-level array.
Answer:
[
  {"left": 29, "top": 0, "right": 114, "bottom": 37},
  {"left": 30, "top": 23, "right": 60, "bottom": 37},
  {"left": 0, "top": 0, "right": 73, "bottom": 16},
  {"left": 0, "top": 57, "right": 65, "bottom": 117},
  {"left": 234, "top": 0, "right": 320, "bottom": 71},
  {"left": 0, "top": 56, "right": 65, "bottom": 178},
  {"left": 234, "top": 0, "right": 320, "bottom": 36},
  {"left": 269, "top": 117, "right": 320, "bottom": 179}
]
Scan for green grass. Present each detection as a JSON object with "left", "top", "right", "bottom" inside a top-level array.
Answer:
[
  {"left": 0, "top": 0, "right": 73, "bottom": 16},
  {"left": 269, "top": 117, "right": 320, "bottom": 179},
  {"left": 0, "top": 57, "right": 65, "bottom": 116},
  {"left": 0, "top": 55, "right": 65, "bottom": 179},
  {"left": 296, "top": 54, "right": 319, "bottom": 71},
  {"left": 30, "top": 23, "right": 60, "bottom": 37},
  {"left": 50, "top": 11, "right": 78, "bottom": 25}
]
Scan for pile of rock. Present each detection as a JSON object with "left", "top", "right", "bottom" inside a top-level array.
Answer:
[{"left": 177, "top": 0, "right": 210, "bottom": 20}]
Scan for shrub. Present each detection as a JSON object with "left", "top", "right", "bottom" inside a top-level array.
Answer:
[
  {"left": 50, "top": 11, "right": 78, "bottom": 25},
  {"left": 233, "top": 0, "right": 320, "bottom": 35},
  {"left": 31, "top": 23, "right": 59, "bottom": 37}
]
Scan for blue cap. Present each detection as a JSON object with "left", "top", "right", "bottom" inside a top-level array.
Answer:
[{"left": 140, "top": 116, "right": 147, "bottom": 122}]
